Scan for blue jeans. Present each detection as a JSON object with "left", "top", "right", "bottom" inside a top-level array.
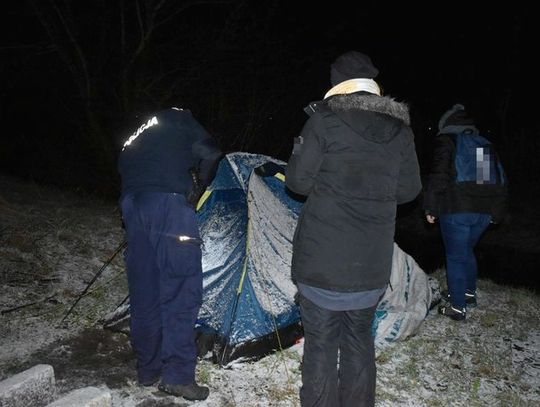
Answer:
[{"left": 439, "top": 213, "right": 491, "bottom": 309}]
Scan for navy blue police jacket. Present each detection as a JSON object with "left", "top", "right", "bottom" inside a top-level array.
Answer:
[{"left": 118, "top": 108, "right": 222, "bottom": 199}]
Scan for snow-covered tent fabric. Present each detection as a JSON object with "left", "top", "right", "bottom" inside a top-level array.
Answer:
[
  {"left": 373, "top": 242, "right": 439, "bottom": 348},
  {"left": 195, "top": 152, "right": 303, "bottom": 364},
  {"left": 102, "top": 152, "right": 438, "bottom": 365},
  {"left": 194, "top": 152, "right": 438, "bottom": 364}
]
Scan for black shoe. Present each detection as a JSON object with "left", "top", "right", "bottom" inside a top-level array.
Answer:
[
  {"left": 139, "top": 375, "right": 159, "bottom": 387},
  {"left": 158, "top": 382, "right": 210, "bottom": 401},
  {"left": 441, "top": 290, "right": 477, "bottom": 307},
  {"left": 438, "top": 304, "right": 466, "bottom": 321}
]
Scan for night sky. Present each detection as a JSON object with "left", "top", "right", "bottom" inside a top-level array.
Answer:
[
  {"left": 1, "top": 2, "right": 539, "bottom": 290},
  {"left": 1, "top": 2, "right": 537, "bottom": 200}
]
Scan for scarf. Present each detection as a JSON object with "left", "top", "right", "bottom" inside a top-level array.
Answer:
[{"left": 324, "top": 78, "right": 381, "bottom": 100}]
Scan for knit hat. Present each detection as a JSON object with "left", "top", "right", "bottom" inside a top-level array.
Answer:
[
  {"left": 330, "top": 51, "right": 379, "bottom": 86},
  {"left": 438, "top": 104, "right": 475, "bottom": 132}
]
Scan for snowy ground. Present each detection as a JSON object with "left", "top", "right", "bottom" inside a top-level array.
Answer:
[{"left": 1, "top": 174, "right": 539, "bottom": 406}]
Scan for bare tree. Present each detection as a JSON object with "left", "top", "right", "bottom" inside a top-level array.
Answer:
[{"left": 26, "top": 0, "right": 235, "bottom": 178}]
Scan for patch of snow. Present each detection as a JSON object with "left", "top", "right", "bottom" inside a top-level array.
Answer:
[{"left": 1, "top": 174, "right": 539, "bottom": 406}]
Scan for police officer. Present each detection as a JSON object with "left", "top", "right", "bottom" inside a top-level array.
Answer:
[{"left": 118, "top": 107, "right": 222, "bottom": 401}]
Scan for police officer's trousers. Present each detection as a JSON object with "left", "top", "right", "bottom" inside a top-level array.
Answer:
[{"left": 120, "top": 192, "right": 202, "bottom": 385}]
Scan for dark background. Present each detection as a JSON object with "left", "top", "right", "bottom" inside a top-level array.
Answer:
[{"left": 1, "top": 2, "right": 539, "bottom": 286}]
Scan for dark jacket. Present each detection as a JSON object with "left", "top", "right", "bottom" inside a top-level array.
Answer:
[
  {"left": 286, "top": 93, "right": 422, "bottom": 292},
  {"left": 422, "top": 126, "right": 508, "bottom": 223},
  {"left": 118, "top": 108, "right": 222, "bottom": 199}
]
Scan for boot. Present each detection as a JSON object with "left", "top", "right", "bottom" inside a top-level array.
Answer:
[
  {"left": 158, "top": 382, "right": 210, "bottom": 401},
  {"left": 441, "top": 290, "right": 477, "bottom": 307},
  {"left": 139, "top": 375, "right": 159, "bottom": 387},
  {"left": 438, "top": 303, "right": 466, "bottom": 321}
]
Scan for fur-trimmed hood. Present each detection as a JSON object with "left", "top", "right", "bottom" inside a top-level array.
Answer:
[
  {"left": 327, "top": 93, "right": 410, "bottom": 126},
  {"left": 316, "top": 93, "right": 411, "bottom": 144}
]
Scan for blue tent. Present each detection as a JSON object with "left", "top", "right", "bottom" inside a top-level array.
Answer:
[
  {"left": 103, "top": 152, "right": 437, "bottom": 365},
  {"left": 195, "top": 152, "right": 437, "bottom": 365},
  {"left": 195, "top": 152, "right": 303, "bottom": 365}
]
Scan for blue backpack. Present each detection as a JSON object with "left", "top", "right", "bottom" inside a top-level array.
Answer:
[{"left": 453, "top": 132, "right": 506, "bottom": 187}]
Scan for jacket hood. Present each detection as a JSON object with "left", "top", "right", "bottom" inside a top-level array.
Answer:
[
  {"left": 438, "top": 124, "right": 479, "bottom": 136},
  {"left": 326, "top": 93, "right": 410, "bottom": 143},
  {"left": 437, "top": 104, "right": 478, "bottom": 135}
]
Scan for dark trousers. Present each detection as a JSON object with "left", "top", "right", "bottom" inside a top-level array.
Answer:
[
  {"left": 299, "top": 294, "right": 377, "bottom": 407},
  {"left": 120, "top": 192, "right": 203, "bottom": 385},
  {"left": 439, "top": 212, "right": 491, "bottom": 309}
]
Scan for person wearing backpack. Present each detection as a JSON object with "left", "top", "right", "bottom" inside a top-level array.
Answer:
[{"left": 423, "top": 104, "right": 508, "bottom": 321}]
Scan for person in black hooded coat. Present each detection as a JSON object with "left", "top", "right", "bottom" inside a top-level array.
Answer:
[{"left": 285, "top": 51, "right": 422, "bottom": 407}]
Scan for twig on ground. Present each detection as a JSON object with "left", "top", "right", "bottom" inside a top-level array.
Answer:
[{"left": 1, "top": 292, "right": 58, "bottom": 315}]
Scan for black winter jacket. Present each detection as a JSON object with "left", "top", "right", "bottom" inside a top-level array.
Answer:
[
  {"left": 286, "top": 93, "right": 422, "bottom": 292},
  {"left": 422, "top": 128, "right": 508, "bottom": 223}
]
